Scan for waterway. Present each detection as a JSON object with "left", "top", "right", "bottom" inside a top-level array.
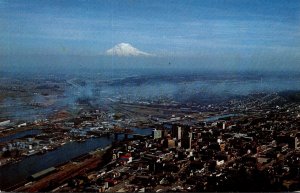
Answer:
[
  {"left": 0, "top": 128, "right": 152, "bottom": 190},
  {"left": 204, "top": 114, "right": 238, "bottom": 122},
  {"left": 0, "top": 129, "right": 42, "bottom": 143}
]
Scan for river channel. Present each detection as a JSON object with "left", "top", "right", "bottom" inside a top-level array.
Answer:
[{"left": 0, "top": 128, "right": 152, "bottom": 190}]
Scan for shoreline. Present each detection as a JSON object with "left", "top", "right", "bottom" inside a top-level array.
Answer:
[{"left": 12, "top": 146, "right": 111, "bottom": 192}]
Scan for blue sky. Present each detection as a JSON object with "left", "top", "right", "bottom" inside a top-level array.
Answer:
[{"left": 0, "top": 0, "right": 300, "bottom": 70}]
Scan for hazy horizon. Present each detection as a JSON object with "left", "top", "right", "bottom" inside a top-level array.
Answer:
[{"left": 1, "top": 0, "right": 299, "bottom": 73}]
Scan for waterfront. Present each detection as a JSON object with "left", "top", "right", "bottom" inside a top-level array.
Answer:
[
  {"left": 0, "top": 128, "right": 152, "bottom": 190},
  {"left": 204, "top": 114, "right": 238, "bottom": 122},
  {"left": 0, "top": 129, "right": 42, "bottom": 143}
]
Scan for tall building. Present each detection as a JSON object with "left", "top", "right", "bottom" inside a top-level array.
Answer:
[
  {"left": 172, "top": 125, "right": 182, "bottom": 140},
  {"left": 162, "top": 139, "right": 176, "bottom": 148},
  {"left": 168, "top": 139, "right": 176, "bottom": 148},
  {"left": 182, "top": 132, "right": 192, "bottom": 149},
  {"left": 152, "top": 129, "right": 162, "bottom": 139}
]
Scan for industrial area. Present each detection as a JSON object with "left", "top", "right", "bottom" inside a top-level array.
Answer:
[{"left": 1, "top": 83, "right": 300, "bottom": 192}]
